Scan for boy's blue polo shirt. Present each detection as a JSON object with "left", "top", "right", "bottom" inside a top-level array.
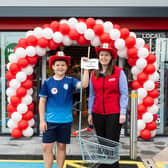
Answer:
[{"left": 39, "top": 76, "right": 79, "bottom": 123}]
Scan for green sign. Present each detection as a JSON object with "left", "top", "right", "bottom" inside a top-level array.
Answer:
[{"left": 5, "top": 43, "right": 17, "bottom": 61}]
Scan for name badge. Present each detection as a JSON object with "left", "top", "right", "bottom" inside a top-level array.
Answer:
[{"left": 108, "top": 78, "right": 116, "bottom": 81}]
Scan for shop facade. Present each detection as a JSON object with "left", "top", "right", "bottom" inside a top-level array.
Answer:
[{"left": 0, "top": 5, "right": 168, "bottom": 136}]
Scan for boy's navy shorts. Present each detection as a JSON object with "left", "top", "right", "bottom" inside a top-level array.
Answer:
[{"left": 42, "top": 122, "right": 72, "bottom": 144}]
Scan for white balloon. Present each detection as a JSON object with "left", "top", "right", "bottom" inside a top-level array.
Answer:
[
  {"left": 133, "top": 75, "right": 137, "bottom": 80},
  {"left": 129, "top": 32, "right": 137, "bottom": 38},
  {"left": 53, "top": 32, "right": 63, "bottom": 43},
  {"left": 136, "top": 38, "right": 145, "bottom": 48},
  {"left": 9, "top": 79, "right": 21, "bottom": 89},
  {"left": 138, "top": 48, "right": 149, "bottom": 58},
  {"left": 26, "top": 31, "right": 34, "bottom": 38},
  {"left": 149, "top": 72, "right": 159, "bottom": 82},
  {"left": 151, "top": 130, "right": 157, "bottom": 137},
  {"left": 154, "top": 62, "right": 159, "bottom": 70},
  {"left": 33, "top": 27, "right": 43, "bottom": 38},
  {"left": 15, "top": 47, "right": 26, "bottom": 58},
  {"left": 136, "top": 58, "right": 147, "bottom": 69},
  {"left": 138, "top": 97, "right": 143, "bottom": 104},
  {"left": 96, "top": 19, "right": 104, "bottom": 24},
  {"left": 11, "top": 112, "right": 22, "bottom": 121},
  {"left": 68, "top": 17, "right": 78, "bottom": 28},
  {"left": 138, "top": 88, "right": 147, "bottom": 99},
  {"left": 143, "top": 80, "right": 155, "bottom": 91},
  {"left": 137, "top": 119, "right": 146, "bottom": 131},
  {"left": 103, "top": 21, "right": 113, "bottom": 33},
  {"left": 154, "top": 98, "right": 159, "bottom": 104},
  {"left": 22, "top": 95, "right": 33, "bottom": 105},
  {"left": 28, "top": 118, "right": 35, "bottom": 127},
  {"left": 114, "top": 39, "right": 125, "bottom": 50},
  {"left": 27, "top": 88, "right": 33, "bottom": 95},
  {"left": 117, "top": 48, "right": 128, "bottom": 58},
  {"left": 76, "top": 22, "right": 87, "bottom": 34},
  {"left": 109, "top": 29, "right": 121, "bottom": 40},
  {"left": 131, "top": 66, "right": 142, "bottom": 76},
  {"left": 142, "top": 112, "right": 153, "bottom": 123},
  {"left": 16, "top": 72, "right": 27, "bottom": 82},
  {"left": 17, "top": 104, "right": 28, "bottom": 114},
  {"left": 22, "top": 66, "right": 33, "bottom": 75},
  {"left": 148, "top": 104, "right": 159, "bottom": 114},
  {"left": 6, "top": 88, "right": 16, "bottom": 97},
  {"left": 36, "top": 46, "right": 46, "bottom": 56},
  {"left": 84, "top": 29, "right": 95, "bottom": 40},
  {"left": 91, "top": 36, "right": 100, "bottom": 47},
  {"left": 7, "top": 119, "right": 17, "bottom": 129},
  {"left": 8, "top": 53, "right": 18, "bottom": 63},
  {"left": 42, "top": 28, "right": 54, "bottom": 39},
  {"left": 22, "top": 127, "right": 34, "bottom": 137},
  {"left": 7, "top": 63, "right": 11, "bottom": 71},
  {"left": 7, "top": 97, "right": 11, "bottom": 103},
  {"left": 26, "top": 46, "right": 36, "bottom": 57},
  {"left": 62, "top": 36, "right": 72, "bottom": 46},
  {"left": 59, "top": 19, "right": 68, "bottom": 24}
]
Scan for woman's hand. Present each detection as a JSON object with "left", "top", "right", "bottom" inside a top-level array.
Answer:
[
  {"left": 88, "top": 114, "right": 93, "bottom": 125},
  {"left": 119, "top": 114, "right": 126, "bottom": 124},
  {"left": 40, "top": 120, "right": 47, "bottom": 133}
]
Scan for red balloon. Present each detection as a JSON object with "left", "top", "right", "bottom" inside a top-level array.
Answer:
[
  {"left": 144, "top": 44, "right": 150, "bottom": 51},
  {"left": 153, "top": 114, "right": 158, "bottom": 121},
  {"left": 120, "top": 28, "right": 130, "bottom": 39},
  {"left": 138, "top": 104, "right": 147, "bottom": 114},
  {"left": 18, "top": 58, "right": 29, "bottom": 68},
  {"left": 137, "top": 114, "right": 142, "bottom": 120},
  {"left": 22, "top": 111, "right": 33, "bottom": 120},
  {"left": 125, "top": 36, "right": 136, "bottom": 48},
  {"left": 18, "top": 120, "right": 29, "bottom": 130},
  {"left": 140, "top": 129, "right": 151, "bottom": 140},
  {"left": 28, "top": 103, "right": 34, "bottom": 111},
  {"left": 127, "top": 47, "right": 138, "bottom": 58},
  {"left": 143, "top": 96, "right": 154, "bottom": 107},
  {"left": 7, "top": 81, "right": 10, "bottom": 87},
  {"left": 146, "top": 53, "right": 156, "bottom": 64},
  {"left": 27, "top": 74, "right": 33, "bottom": 80},
  {"left": 10, "top": 96, "right": 21, "bottom": 106},
  {"left": 11, "top": 128, "right": 22, "bottom": 139},
  {"left": 144, "top": 64, "right": 156, "bottom": 74},
  {"left": 6, "top": 71, "right": 15, "bottom": 81},
  {"left": 155, "top": 81, "right": 159, "bottom": 89},
  {"left": 93, "top": 24, "right": 104, "bottom": 36},
  {"left": 38, "top": 37, "right": 49, "bottom": 48},
  {"left": 16, "top": 87, "right": 27, "bottom": 98},
  {"left": 146, "top": 121, "right": 157, "bottom": 131},
  {"left": 42, "top": 24, "right": 50, "bottom": 29},
  {"left": 68, "top": 29, "right": 80, "bottom": 40},
  {"left": 26, "top": 35, "right": 38, "bottom": 46},
  {"left": 148, "top": 89, "right": 159, "bottom": 98},
  {"left": 26, "top": 56, "right": 38, "bottom": 65},
  {"left": 137, "top": 72, "right": 148, "bottom": 84},
  {"left": 48, "top": 39, "right": 58, "bottom": 50},
  {"left": 21, "top": 79, "right": 32, "bottom": 89},
  {"left": 113, "top": 24, "right": 120, "bottom": 30},
  {"left": 77, "top": 35, "right": 88, "bottom": 45},
  {"left": 128, "top": 57, "right": 137, "bottom": 66},
  {"left": 78, "top": 18, "right": 86, "bottom": 23},
  {"left": 86, "top": 18, "right": 96, "bottom": 28},
  {"left": 59, "top": 23, "right": 70, "bottom": 35},
  {"left": 132, "top": 80, "right": 141, "bottom": 90},
  {"left": 9, "top": 63, "right": 20, "bottom": 74},
  {"left": 100, "top": 32, "right": 111, "bottom": 43},
  {"left": 18, "top": 38, "right": 27, "bottom": 48},
  {"left": 7, "top": 104, "right": 16, "bottom": 113},
  {"left": 8, "top": 112, "right": 13, "bottom": 118},
  {"left": 50, "top": 21, "right": 60, "bottom": 32}
]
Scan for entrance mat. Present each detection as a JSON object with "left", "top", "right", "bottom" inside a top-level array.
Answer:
[{"left": 0, "top": 160, "right": 145, "bottom": 168}]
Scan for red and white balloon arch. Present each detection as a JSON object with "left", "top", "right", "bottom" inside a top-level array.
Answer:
[{"left": 6, "top": 17, "right": 159, "bottom": 139}]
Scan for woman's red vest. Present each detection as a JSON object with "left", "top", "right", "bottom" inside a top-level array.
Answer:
[{"left": 91, "top": 66, "right": 122, "bottom": 115}]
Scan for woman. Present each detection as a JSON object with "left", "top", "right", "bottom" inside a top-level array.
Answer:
[{"left": 88, "top": 43, "right": 128, "bottom": 168}]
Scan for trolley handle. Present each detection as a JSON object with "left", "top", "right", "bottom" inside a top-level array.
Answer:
[{"left": 72, "top": 125, "right": 93, "bottom": 136}]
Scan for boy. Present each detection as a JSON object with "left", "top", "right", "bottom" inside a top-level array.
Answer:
[{"left": 39, "top": 51, "right": 89, "bottom": 168}]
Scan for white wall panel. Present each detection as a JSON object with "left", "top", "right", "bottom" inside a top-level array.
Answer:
[{"left": 0, "top": 0, "right": 168, "bottom": 7}]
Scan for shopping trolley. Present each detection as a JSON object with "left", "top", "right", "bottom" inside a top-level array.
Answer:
[{"left": 72, "top": 47, "right": 121, "bottom": 165}]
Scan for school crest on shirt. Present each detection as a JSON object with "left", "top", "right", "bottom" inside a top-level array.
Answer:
[
  {"left": 51, "top": 88, "right": 58, "bottom": 94},
  {"left": 63, "top": 83, "right": 69, "bottom": 90}
]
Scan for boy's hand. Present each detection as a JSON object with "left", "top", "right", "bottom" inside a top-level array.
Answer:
[
  {"left": 88, "top": 114, "right": 93, "bottom": 125},
  {"left": 119, "top": 114, "right": 126, "bottom": 124},
  {"left": 40, "top": 120, "right": 47, "bottom": 133}
]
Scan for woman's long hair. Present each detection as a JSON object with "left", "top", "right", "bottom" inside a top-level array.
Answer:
[{"left": 94, "top": 53, "right": 116, "bottom": 78}]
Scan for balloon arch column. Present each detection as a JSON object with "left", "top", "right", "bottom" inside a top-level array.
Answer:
[{"left": 6, "top": 17, "right": 159, "bottom": 139}]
